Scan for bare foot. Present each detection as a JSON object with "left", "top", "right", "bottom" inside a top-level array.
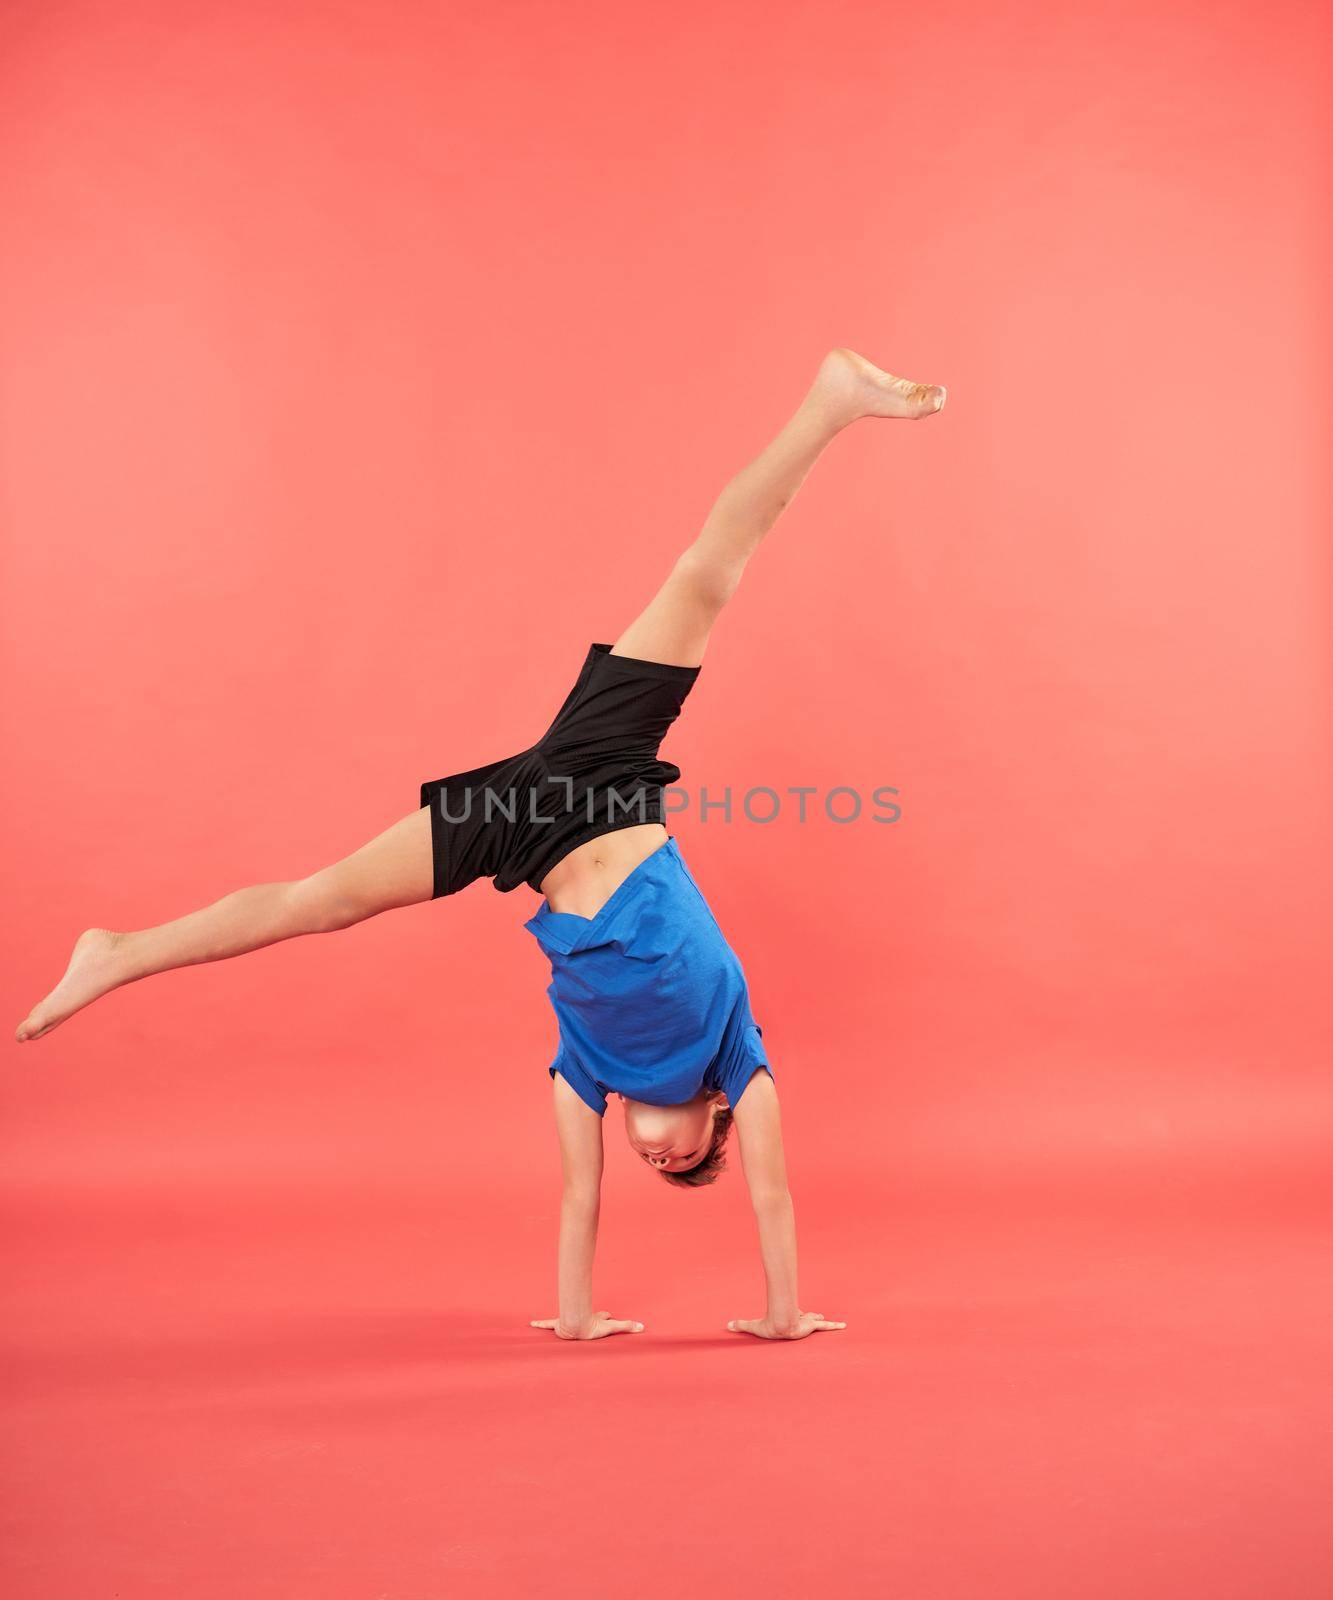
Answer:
[
  {"left": 15, "top": 929, "right": 128, "bottom": 1042},
  {"left": 813, "top": 347, "right": 946, "bottom": 423}
]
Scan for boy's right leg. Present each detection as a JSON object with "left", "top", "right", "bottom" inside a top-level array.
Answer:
[
  {"left": 611, "top": 347, "right": 944, "bottom": 671},
  {"left": 15, "top": 806, "right": 434, "bottom": 1043}
]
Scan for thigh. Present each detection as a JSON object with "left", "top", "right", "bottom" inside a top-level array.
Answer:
[
  {"left": 305, "top": 807, "right": 436, "bottom": 921},
  {"left": 611, "top": 553, "right": 727, "bottom": 670}
]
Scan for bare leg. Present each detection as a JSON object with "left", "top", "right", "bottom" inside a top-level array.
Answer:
[
  {"left": 15, "top": 807, "right": 434, "bottom": 1043},
  {"left": 612, "top": 347, "right": 945, "bottom": 669}
]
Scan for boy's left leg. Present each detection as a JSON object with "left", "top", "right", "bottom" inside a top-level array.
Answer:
[{"left": 611, "top": 347, "right": 944, "bottom": 670}]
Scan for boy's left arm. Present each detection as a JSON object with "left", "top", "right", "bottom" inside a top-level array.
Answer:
[{"left": 728, "top": 1069, "right": 847, "bottom": 1340}]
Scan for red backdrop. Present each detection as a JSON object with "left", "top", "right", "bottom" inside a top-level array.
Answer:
[{"left": 2, "top": 2, "right": 1330, "bottom": 1597}]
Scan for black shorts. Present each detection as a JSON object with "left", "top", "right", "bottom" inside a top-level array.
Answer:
[{"left": 419, "top": 643, "right": 701, "bottom": 897}]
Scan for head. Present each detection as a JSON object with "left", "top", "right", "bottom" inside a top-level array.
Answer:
[{"left": 618, "top": 1088, "right": 734, "bottom": 1188}]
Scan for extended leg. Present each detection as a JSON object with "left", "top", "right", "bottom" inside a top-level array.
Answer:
[
  {"left": 15, "top": 807, "right": 434, "bottom": 1042},
  {"left": 612, "top": 347, "right": 944, "bottom": 669}
]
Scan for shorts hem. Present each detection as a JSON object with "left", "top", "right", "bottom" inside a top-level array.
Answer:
[
  {"left": 420, "top": 790, "right": 451, "bottom": 899},
  {"left": 590, "top": 643, "right": 701, "bottom": 682}
]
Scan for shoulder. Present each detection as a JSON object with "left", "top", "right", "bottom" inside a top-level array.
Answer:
[
  {"left": 710, "top": 1015, "right": 770, "bottom": 1101},
  {"left": 729, "top": 1063, "right": 777, "bottom": 1120},
  {"left": 550, "top": 1056, "right": 608, "bottom": 1117}
]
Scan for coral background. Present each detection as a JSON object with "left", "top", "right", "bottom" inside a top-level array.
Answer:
[{"left": 2, "top": 1, "right": 1330, "bottom": 1595}]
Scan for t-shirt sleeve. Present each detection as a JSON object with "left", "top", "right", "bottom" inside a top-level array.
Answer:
[
  {"left": 710, "top": 1022, "right": 772, "bottom": 1109},
  {"left": 549, "top": 1047, "right": 608, "bottom": 1116}
]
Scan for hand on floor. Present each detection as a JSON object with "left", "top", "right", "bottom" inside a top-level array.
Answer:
[
  {"left": 726, "top": 1311, "right": 847, "bottom": 1340},
  {"left": 530, "top": 1311, "right": 645, "bottom": 1340}
]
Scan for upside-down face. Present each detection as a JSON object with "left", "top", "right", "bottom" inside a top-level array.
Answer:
[{"left": 619, "top": 1087, "right": 729, "bottom": 1174}]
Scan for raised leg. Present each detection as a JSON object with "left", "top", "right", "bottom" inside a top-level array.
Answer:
[
  {"left": 15, "top": 806, "right": 434, "bottom": 1043},
  {"left": 612, "top": 347, "right": 945, "bottom": 669}
]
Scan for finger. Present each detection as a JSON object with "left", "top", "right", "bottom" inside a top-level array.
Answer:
[
  {"left": 596, "top": 1320, "right": 644, "bottom": 1337},
  {"left": 530, "top": 1320, "right": 558, "bottom": 1329},
  {"left": 727, "top": 1319, "right": 759, "bottom": 1335},
  {"left": 814, "top": 1321, "right": 847, "bottom": 1331}
]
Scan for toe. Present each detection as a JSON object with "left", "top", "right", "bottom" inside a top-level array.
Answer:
[{"left": 907, "top": 382, "right": 945, "bottom": 415}]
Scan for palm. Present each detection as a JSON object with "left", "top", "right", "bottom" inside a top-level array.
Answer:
[
  {"left": 530, "top": 1310, "right": 644, "bottom": 1340},
  {"left": 727, "top": 1311, "right": 846, "bottom": 1340}
]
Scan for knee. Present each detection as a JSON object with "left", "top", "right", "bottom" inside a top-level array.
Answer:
[
  {"left": 289, "top": 873, "right": 367, "bottom": 934},
  {"left": 674, "top": 549, "right": 743, "bottom": 615}
]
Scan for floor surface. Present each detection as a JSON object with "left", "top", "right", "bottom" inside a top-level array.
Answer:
[{"left": 4, "top": 1164, "right": 1329, "bottom": 1598}]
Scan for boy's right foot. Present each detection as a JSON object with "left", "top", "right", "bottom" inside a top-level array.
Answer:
[
  {"left": 15, "top": 928, "right": 127, "bottom": 1042},
  {"left": 814, "top": 347, "right": 946, "bottom": 423}
]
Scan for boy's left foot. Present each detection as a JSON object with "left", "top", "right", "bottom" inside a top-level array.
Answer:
[{"left": 813, "top": 347, "right": 946, "bottom": 423}]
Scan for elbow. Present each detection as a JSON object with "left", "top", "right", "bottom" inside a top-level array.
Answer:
[
  {"left": 562, "top": 1181, "right": 601, "bottom": 1214},
  {"left": 749, "top": 1183, "right": 793, "bottom": 1216}
]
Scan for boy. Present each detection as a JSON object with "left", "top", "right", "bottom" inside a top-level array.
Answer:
[{"left": 17, "top": 348, "right": 945, "bottom": 1340}]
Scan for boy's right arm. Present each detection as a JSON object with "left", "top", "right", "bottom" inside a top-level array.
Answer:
[{"left": 529, "top": 1073, "right": 645, "bottom": 1341}]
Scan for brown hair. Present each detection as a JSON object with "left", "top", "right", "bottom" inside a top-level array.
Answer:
[{"left": 658, "top": 1104, "right": 734, "bottom": 1189}]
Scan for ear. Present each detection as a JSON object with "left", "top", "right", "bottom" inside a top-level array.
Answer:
[{"left": 709, "top": 1089, "right": 731, "bottom": 1113}]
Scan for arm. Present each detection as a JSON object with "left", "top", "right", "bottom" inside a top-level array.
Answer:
[
  {"left": 530, "top": 1074, "right": 645, "bottom": 1341},
  {"left": 728, "top": 1070, "right": 846, "bottom": 1341}
]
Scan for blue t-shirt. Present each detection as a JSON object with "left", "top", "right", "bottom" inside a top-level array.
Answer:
[{"left": 524, "top": 837, "right": 771, "bottom": 1116}]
